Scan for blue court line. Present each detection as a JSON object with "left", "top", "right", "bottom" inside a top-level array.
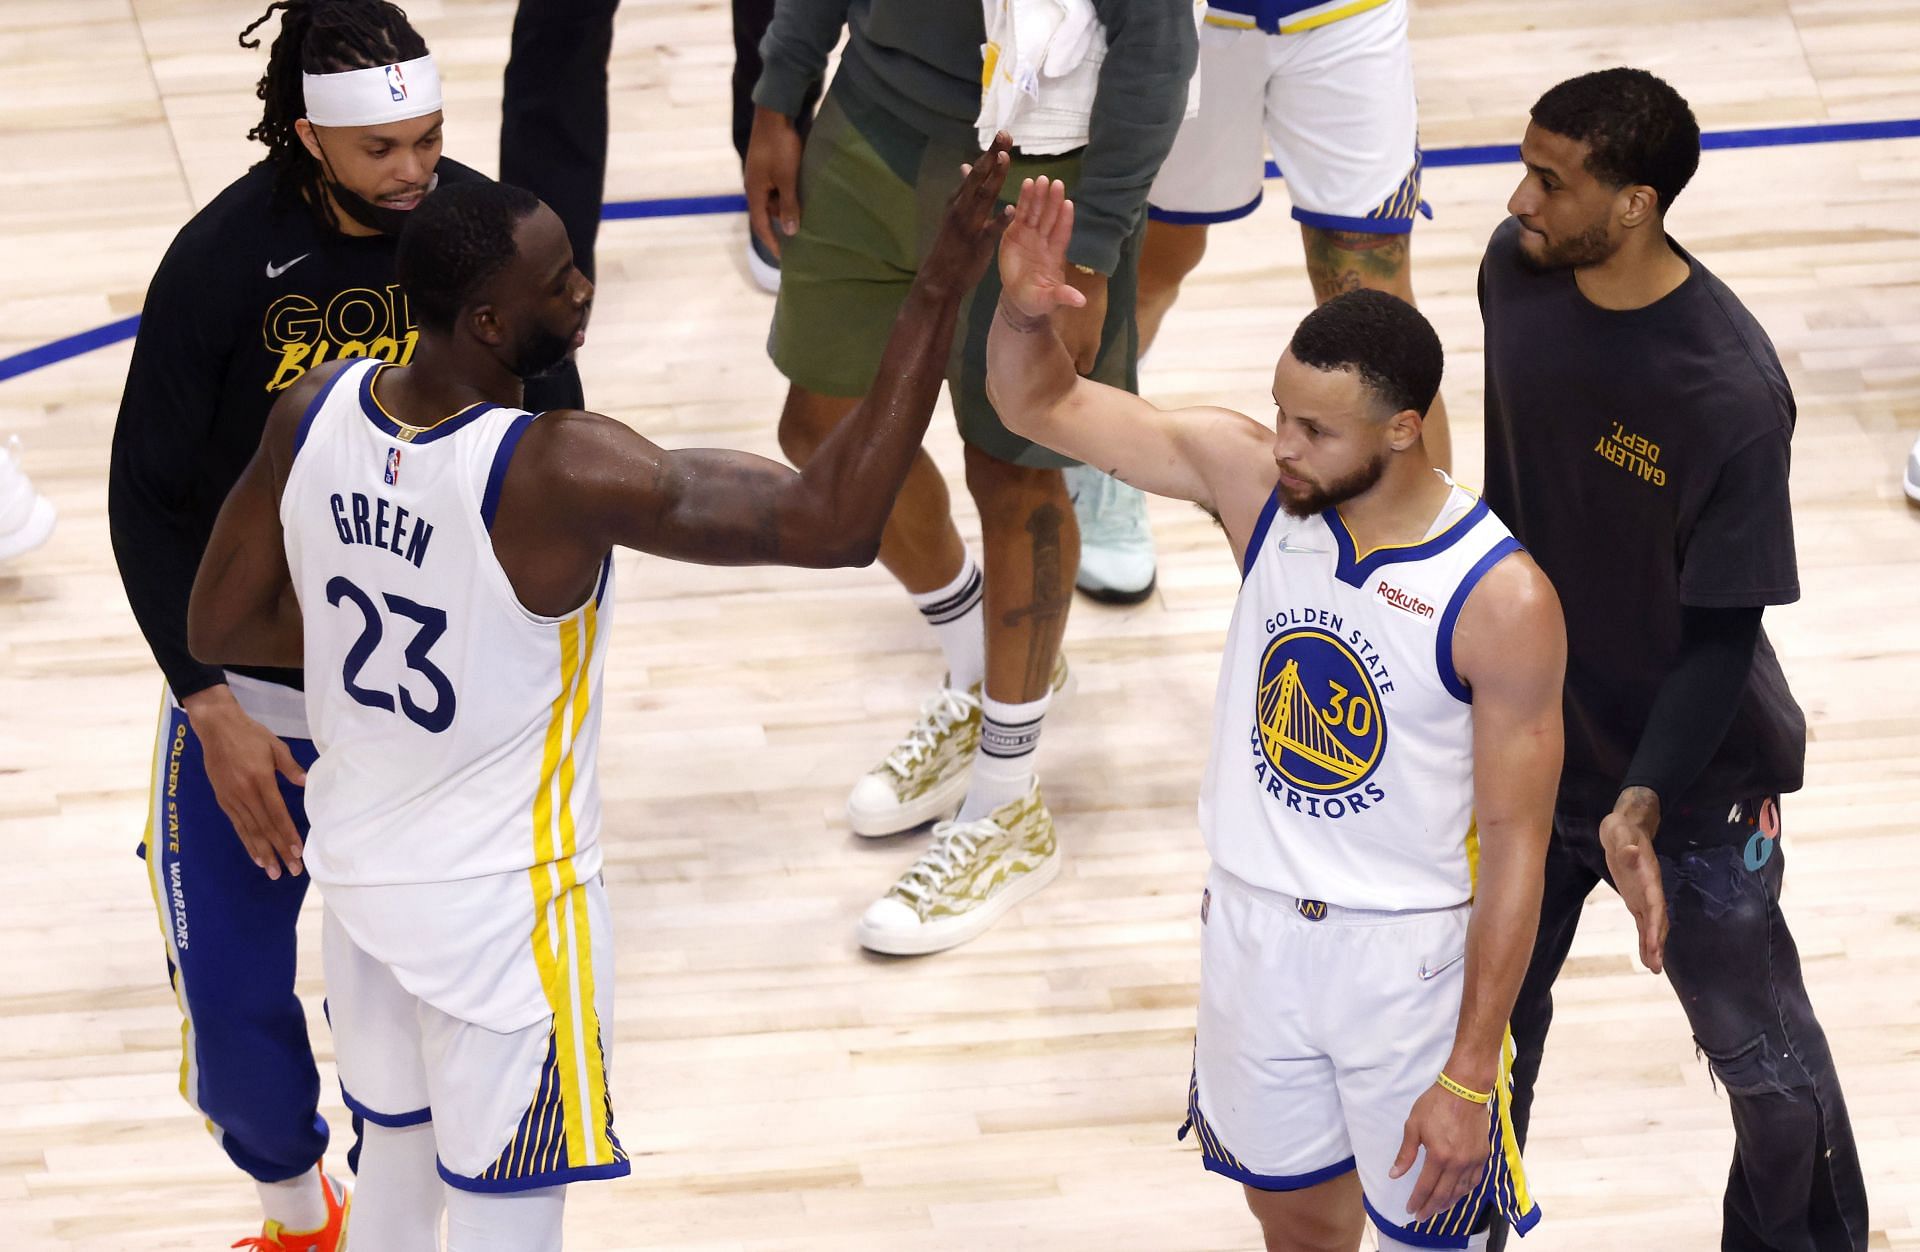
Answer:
[{"left": 6, "top": 115, "right": 1918, "bottom": 386}]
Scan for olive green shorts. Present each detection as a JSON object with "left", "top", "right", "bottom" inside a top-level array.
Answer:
[{"left": 769, "top": 83, "right": 1142, "bottom": 468}]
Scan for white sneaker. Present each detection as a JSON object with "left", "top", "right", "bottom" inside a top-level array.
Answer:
[
  {"left": 1066, "top": 464, "right": 1156, "bottom": 604},
  {"left": 1905, "top": 432, "right": 1920, "bottom": 504},
  {"left": 846, "top": 654, "right": 1074, "bottom": 837},
  {"left": 0, "top": 436, "right": 55, "bottom": 563},
  {"left": 855, "top": 781, "right": 1062, "bottom": 956},
  {"left": 747, "top": 232, "right": 781, "bottom": 294}
]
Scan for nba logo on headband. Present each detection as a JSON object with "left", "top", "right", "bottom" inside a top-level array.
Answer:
[{"left": 303, "top": 55, "right": 441, "bottom": 127}]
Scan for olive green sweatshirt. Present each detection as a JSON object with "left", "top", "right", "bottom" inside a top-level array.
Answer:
[{"left": 753, "top": 0, "right": 1198, "bottom": 275}]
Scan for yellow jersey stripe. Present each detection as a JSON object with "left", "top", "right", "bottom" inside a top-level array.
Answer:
[
  {"left": 555, "top": 601, "right": 605, "bottom": 1162},
  {"left": 1279, "top": 0, "right": 1390, "bottom": 34},
  {"left": 569, "top": 879, "right": 615, "bottom": 1163},
  {"left": 528, "top": 612, "right": 592, "bottom": 1167},
  {"left": 532, "top": 618, "right": 581, "bottom": 866},
  {"left": 1464, "top": 817, "right": 1481, "bottom": 896},
  {"left": 556, "top": 601, "right": 597, "bottom": 862}
]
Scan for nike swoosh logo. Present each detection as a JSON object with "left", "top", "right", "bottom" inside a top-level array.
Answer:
[
  {"left": 1275, "top": 541, "right": 1327, "bottom": 555},
  {"left": 266, "top": 253, "right": 311, "bottom": 279},
  {"left": 1418, "top": 952, "right": 1466, "bottom": 981}
]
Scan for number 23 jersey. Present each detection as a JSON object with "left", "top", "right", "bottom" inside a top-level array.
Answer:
[
  {"left": 1200, "top": 473, "right": 1521, "bottom": 911},
  {"left": 281, "top": 359, "right": 612, "bottom": 1028}
]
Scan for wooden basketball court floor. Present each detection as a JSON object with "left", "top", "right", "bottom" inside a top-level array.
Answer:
[{"left": 2, "top": 1, "right": 1918, "bottom": 1248}]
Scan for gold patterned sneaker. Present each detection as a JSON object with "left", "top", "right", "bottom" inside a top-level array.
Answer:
[
  {"left": 845, "top": 655, "right": 1075, "bottom": 837},
  {"left": 854, "top": 781, "right": 1062, "bottom": 955}
]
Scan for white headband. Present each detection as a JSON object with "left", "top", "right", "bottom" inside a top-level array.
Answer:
[{"left": 302, "top": 55, "right": 442, "bottom": 128}]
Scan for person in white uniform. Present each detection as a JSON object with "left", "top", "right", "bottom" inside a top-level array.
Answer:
[
  {"left": 985, "top": 177, "right": 1566, "bottom": 1251},
  {"left": 186, "top": 148, "right": 1016, "bottom": 1250},
  {"left": 1069, "top": 0, "right": 1453, "bottom": 604}
]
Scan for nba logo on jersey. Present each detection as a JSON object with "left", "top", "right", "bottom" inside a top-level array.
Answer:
[
  {"left": 384, "top": 447, "right": 402, "bottom": 486},
  {"left": 385, "top": 64, "right": 408, "bottom": 101},
  {"left": 1254, "top": 626, "right": 1386, "bottom": 798}
]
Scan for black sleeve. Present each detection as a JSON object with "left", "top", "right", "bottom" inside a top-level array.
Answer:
[
  {"left": 1678, "top": 429, "right": 1799, "bottom": 608},
  {"left": 1620, "top": 604, "right": 1763, "bottom": 804},
  {"left": 107, "top": 233, "right": 238, "bottom": 699}
]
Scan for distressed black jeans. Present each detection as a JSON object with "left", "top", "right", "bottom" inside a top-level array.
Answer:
[{"left": 1488, "top": 798, "right": 1868, "bottom": 1251}]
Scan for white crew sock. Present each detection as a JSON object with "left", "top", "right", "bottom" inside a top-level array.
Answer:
[
  {"left": 909, "top": 553, "right": 985, "bottom": 693},
  {"left": 446, "top": 1182, "right": 567, "bottom": 1252},
  {"left": 256, "top": 1163, "right": 329, "bottom": 1234},
  {"left": 344, "top": 1122, "right": 444, "bottom": 1250},
  {"left": 959, "top": 690, "right": 1049, "bottom": 822}
]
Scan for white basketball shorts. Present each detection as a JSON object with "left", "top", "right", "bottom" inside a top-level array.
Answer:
[
  {"left": 1183, "top": 864, "right": 1541, "bottom": 1247},
  {"left": 323, "top": 875, "right": 629, "bottom": 1192},
  {"left": 1148, "top": 0, "right": 1426, "bottom": 233}
]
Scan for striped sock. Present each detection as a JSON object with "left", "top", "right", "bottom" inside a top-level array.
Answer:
[
  {"left": 910, "top": 554, "right": 985, "bottom": 692},
  {"left": 959, "top": 690, "right": 1049, "bottom": 822}
]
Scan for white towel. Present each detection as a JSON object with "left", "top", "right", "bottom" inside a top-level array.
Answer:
[{"left": 976, "top": 0, "right": 1206, "bottom": 156}]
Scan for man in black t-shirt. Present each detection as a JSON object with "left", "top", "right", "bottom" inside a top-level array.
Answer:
[
  {"left": 1479, "top": 70, "right": 1866, "bottom": 1251},
  {"left": 106, "top": 4, "right": 578, "bottom": 1247}
]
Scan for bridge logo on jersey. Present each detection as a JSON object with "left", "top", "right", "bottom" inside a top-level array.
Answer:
[{"left": 1254, "top": 627, "right": 1386, "bottom": 795}]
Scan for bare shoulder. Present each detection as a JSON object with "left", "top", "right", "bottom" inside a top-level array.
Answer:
[
  {"left": 512, "top": 408, "right": 659, "bottom": 472},
  {"left": 501, "top": 408, "right": 671, "bottom": 519},
  {"left": 1455, "top": 548, "right": 1566, "bottom": 685}
]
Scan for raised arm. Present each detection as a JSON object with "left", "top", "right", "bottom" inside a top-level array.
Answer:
[
  {"left": 985, "top": 176, "right": 1275, "bottom": 550},
  {"left": 1391, "top": 550, "right": 1566, "bottom": 1222},
  {"left": 497, "top": 142, "right": 1014, "bottom": 612}
]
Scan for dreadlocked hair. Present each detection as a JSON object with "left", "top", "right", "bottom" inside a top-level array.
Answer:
[{"left": 239, "top": 0, "right": 429, "bottom": 223}]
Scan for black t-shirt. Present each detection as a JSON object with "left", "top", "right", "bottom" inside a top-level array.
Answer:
[
  {"left": 1478, "top": 216, "right": 1806, "bottom": 816},
  {"left": 107, "top": 157, "right": 516, "bottom": 699}
]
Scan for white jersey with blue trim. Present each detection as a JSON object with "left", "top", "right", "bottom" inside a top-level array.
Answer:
[
  {"left": 280, "top": 358, "right": 614, "bottom": 1031},
  {"left": 1199, "top": 471, "right": 1521, "bottom": 911}
]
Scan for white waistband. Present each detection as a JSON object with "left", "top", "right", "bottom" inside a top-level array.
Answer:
[
  {"left": 168, "top": 673, "right": 311, "bottom": 741},
  {"left": 1210, "top": 863, "right": 1467, "bottom": 925}
]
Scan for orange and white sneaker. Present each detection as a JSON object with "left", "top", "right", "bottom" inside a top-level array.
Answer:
[{"left": 232, "top": 1172, "right": 351, "bottom": 1252}]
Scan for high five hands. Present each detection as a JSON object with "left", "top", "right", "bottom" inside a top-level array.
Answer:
[
  {"left": 998, "top": 175, "right": 1088, "bottom": 321},
  {"left": 918, "top": 133, "right": 1017, "bottom": 298}
]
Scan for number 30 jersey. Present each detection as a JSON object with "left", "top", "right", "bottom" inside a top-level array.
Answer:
[
  {"left": 281, "top": 359, "right": 613, "bottom": 1030},
  {"left": 1199, "top": 473, "right": 1521, "bottom": 911}
]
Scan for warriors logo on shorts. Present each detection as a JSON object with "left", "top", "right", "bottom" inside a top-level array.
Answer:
[{"left": 1254, "top": 628, "right": 1385, "bottom": 794}]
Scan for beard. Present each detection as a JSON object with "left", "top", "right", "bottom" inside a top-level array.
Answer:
[
  {"left": 508, "top": 324, "right": 577, "bottom": 381},
  {"left": 1516, "top": 219, "right": 1616, "bottom": 272},
  {"left": 1277, "top": 451, "right": 1389, "bottom": 518}
]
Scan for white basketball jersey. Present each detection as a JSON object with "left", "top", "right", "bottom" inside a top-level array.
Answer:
[
  {"left": 281, "top": 359, "right": 614, "bottom": 1030},
  {"left": 1200, "top": 472, "right": 1521, "bottom": 910}
]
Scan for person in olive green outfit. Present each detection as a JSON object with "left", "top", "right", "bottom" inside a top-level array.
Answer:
[{"left": 744, "top": 0, "right": 1196, "bottom": 956}]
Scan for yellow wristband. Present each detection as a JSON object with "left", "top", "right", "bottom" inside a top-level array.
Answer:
[{"left": 1436, "top": 1072, "right": 1492, "bottom": 1105}]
